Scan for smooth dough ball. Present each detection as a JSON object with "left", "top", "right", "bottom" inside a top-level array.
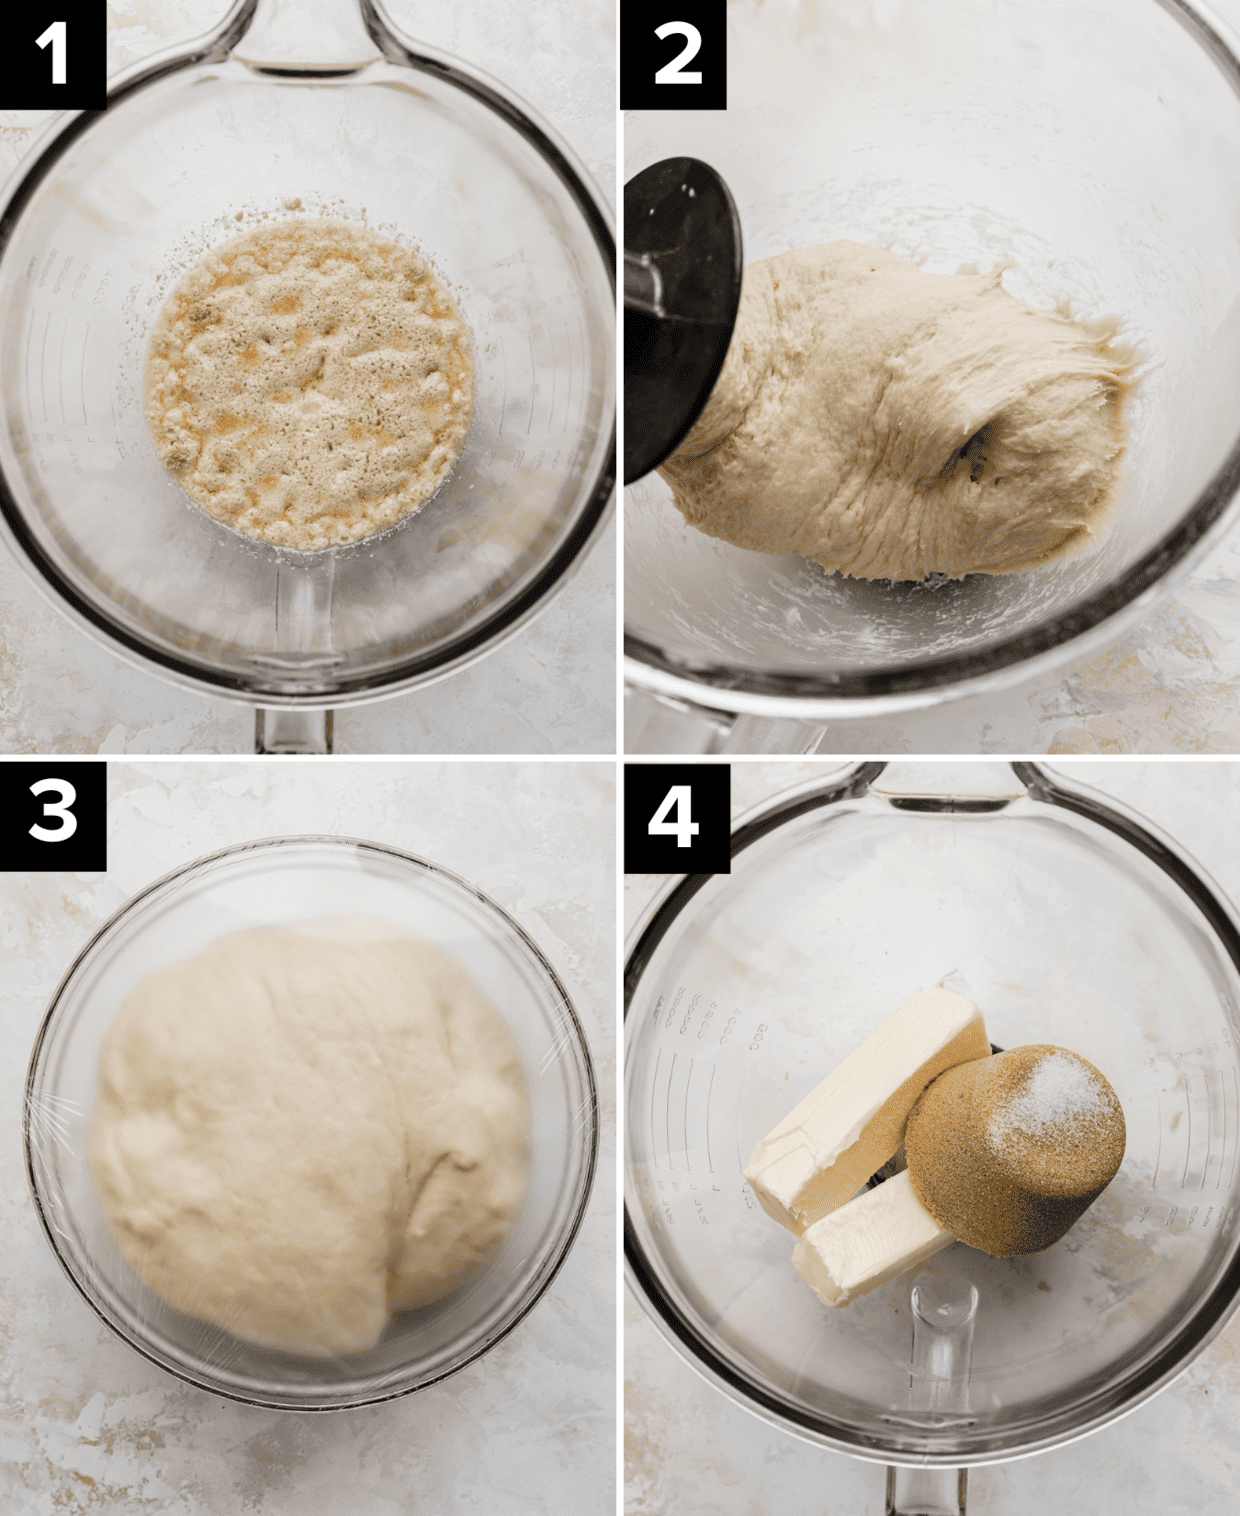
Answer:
[
  {"left": 89, "top": 925, "right": 530, "bottom": 1357},
  {"left": 660, "top": 241, "right": 1135, "bottom": 582},
  {"left": 904, "top": 1044, "right": 1125, "bottom": 1256}
]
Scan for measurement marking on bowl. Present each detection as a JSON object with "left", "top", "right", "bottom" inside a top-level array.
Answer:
[
  {"left": 498, "top": 342, "right": 508, "bottom": 436},
  {"left": 705, "top": 1061, "right": 716, "bottom": 1174},
  {"left": 666, "top": 1051, "right": 676, "bottom": 1169},
  {"left": 40, "top": 311, "right": 50, "bottom": 425},
  {"left": 548, "top": 329, "right": 557, "bottom": 437},
  {"left": 57, "top": 319, "right": 68, "bottom": 426},
  {"left": 651, "top": 1048, "right": 662, "bottom": 1169},
  {"left": 1184, "top": 1079, "right": 1192, "bottom": 1190},
  {"left": 564, "top": 320, "right": 577, "bottom": 432},
  {"left": 1224, "top": 1067, "right": 1236, "bottom": 1194},
  {"left": 78, "top": 324, "right": 90, "bottom": 426}
]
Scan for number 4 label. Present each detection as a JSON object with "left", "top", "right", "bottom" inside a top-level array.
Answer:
[
  {"left": 648, "top": 784, "right": 699, "bottom": 848},
  {"left": 624, "top": 763, "right": 730, "bottom": 874}
]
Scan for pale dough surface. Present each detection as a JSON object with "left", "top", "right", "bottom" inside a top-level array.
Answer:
[
  {"left": 89, "top": 925, "right": 529, "bottom": 1357},
  {"left": 146, "top": 220, "right": 473, "bottom": 551},
  {"left": 661, "top": 241, "right": 1134, "bottom": 581}
]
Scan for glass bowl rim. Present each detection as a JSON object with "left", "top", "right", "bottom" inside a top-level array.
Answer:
[
  {"left": 623, "top": 0, "right": 1240, "bottom": 715},
  {"left": 0, "top": 0, "right": 617, "bottom": 707},
  {"left": 25, "top": 831, "right": 601, "bottom": 1411},
  {"left": 622, "top": 760, "right": 1240, "bottom": 1462}
]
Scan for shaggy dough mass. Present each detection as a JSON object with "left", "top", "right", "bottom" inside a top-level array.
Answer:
[
  {"left": 89, "top": 924, "right": 529, "bottom": 1357},
  {"left": 661, "top": 241, "right": 1134, "bottom": 581},
  {"left": 146, "top": 220, "right": 473, "bottom": 550}
]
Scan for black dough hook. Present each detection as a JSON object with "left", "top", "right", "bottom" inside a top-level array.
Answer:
[{"left": 624, "top": 156, "right": 743, "bottom": 485}]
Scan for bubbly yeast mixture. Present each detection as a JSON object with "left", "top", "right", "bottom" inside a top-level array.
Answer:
[{"left": 146, "top": 220, "right": 473, "bottom": 551}]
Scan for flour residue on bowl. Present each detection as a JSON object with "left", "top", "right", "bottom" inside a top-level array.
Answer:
[{"left": 145, "top": 219, "right": 474, "bottom": 550}]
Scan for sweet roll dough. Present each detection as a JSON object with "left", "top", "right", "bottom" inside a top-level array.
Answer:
[
  {"left": 661, "top": 241, "right": 1136, "bottom": 581},
  {"left": 89, "top": 925, "right": 529, "bottom": 1357}
]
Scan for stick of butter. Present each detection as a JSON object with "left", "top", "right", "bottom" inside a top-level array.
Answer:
[
  {"left": 792, "top": 1169, "right": 955, "bottom": 1307},
  {"left": 744, "top": 985, "right": 989, "bottom": 1233}
]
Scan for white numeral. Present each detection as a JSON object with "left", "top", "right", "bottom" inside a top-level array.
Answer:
[
  {"left": 37, "top": 20, "right": 67, "bottom": 85},
  {"left": 654, "top": 21, "right": 703, "bottom": 84},
  {"left": 30, "top": 777, "right": 77, "bottom": 842},
  {"left": 649, "top": 784, "right": 699, "bottom": 848}
]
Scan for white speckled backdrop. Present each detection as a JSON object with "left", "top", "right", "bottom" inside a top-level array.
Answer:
[
  {"left": 2, "top": 759, "right": 615, "bottom": 1514},
  {"left": 625, "top": 760, "right": 1240, "bottom": 1515},
  {"left": 0, "top": 0, "right": 615, "bottom": 755}
]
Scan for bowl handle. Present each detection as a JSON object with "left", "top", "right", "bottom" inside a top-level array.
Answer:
[
  {"left": 885, "top": 1272, "right": 979, "bottom": 1516},
  {"left": 624, "top": 682, "right": 827, "bottom": 754},
  {"left": 230, "top": 0, "right": 379, "bottom": 67},
  {"left": 255, "top": 709, "right": 334, "bottom": 754},
  {"left": 885, "top": 1465, "right": 968, "bottom": 1516}
]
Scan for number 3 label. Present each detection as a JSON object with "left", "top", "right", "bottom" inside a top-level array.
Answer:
[
  {"left": 648, "top": 784, "right": 700, "bottom": 848},
  {"left": 30, "top": 778, "right": 78, "bottom": 842},
  {"left": 654, "top": 22, "right": 702, "bottom": 84}
]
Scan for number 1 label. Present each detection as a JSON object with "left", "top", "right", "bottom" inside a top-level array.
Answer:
[
  {"left": 11, "top": 6, "right": 105, "bottom": 111},
  {"left": 37, "top": 20, "right": 67, "bottom": 84}
]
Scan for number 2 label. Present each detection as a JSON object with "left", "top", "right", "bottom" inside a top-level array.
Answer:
[
  {"left": 649, "top": 785, "right": 699, "bottom": 848},
  {"left": 654, "top": 22, "right": 703, "bottom": 84}
]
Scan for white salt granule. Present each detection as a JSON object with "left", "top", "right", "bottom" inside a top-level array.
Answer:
[{"left": 988, "top": 1051, "right": 1105, "bottom": 1147}]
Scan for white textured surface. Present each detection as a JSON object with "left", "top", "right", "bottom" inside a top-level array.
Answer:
[
  {"left": 0, "top": 0, "right": 615, "bottom": 755},
  {"left": 2, "top": 760, "right": 616, "bottom": 1514},
  {"left": 625, "top": 760, "right": 1240, "bottom": 1515}
]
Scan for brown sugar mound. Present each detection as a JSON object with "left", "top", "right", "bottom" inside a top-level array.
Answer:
[
  {"left": 145, "top": 219, "right": 474, "bottom": 551},
  {"left": 904, "top": 1044, "right": 1125, "bottom": 1256}
]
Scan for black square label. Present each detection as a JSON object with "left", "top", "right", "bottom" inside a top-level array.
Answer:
[
  {"left": 3, "top": 2, "right": 107, "bottom": 111},
  {"left": 625, "top": 763, "right": 730, "bottom": 874},
  {"left": 621, "top": 0, "right": 727, "bottom": 112},
  {"left": 2, "top": 762, "right": 107, "bottom": 872}
]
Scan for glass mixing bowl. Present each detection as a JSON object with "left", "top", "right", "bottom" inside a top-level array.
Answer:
[
  {"left": 624, "top": 0, "right": 1240, "bottom": 744},
  {"left": 0, "top": 0, "right": 614, "bottom": 707},
  {"left": 25, "top": 835, "right": 598, "bottom": 1410},
  {"left": 625, "top": 763, "right": 1240, "bottom": 1490}
]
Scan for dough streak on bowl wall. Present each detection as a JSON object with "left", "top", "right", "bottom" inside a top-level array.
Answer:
[
  {"left": 145, "top": 219, "right": 474, "bottom": 551},
  {"left": 89, "top": 922, "right": 530, "bottom": 1358}
]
